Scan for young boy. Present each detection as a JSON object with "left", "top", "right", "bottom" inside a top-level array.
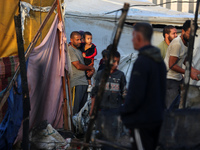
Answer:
[
  {"left": 80, "top": 31, "right": 97, "bottom": 92},
  {"left": 90, "top": 51, "right": 126, "bottom": 113},
  {"left": 90, "top": 51, "right": 127, "bottom": 147}
]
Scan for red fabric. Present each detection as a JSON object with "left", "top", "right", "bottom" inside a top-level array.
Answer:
[
  {"left": 0, "top": 55, "right": 19, "bottom": 91},
  {"left": 84, "top": 44, "right": 97, "bottom": 59}
]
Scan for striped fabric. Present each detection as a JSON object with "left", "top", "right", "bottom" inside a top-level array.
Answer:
[
  {"left": 0, "top": 55, "right": 19, "bottom": 92},
  {"left": 149, "top": 0, "right": 196, "bottom": 14}
]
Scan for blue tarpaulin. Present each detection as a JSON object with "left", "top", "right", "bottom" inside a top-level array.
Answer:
[{"left": 0, "top": 75, "right": 23, "bottom": 150}]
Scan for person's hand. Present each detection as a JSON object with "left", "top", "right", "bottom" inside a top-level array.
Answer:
[
  {"left": 191, "top": 68, "right": 200, "bottom": 74},
  {"left": 89, "top": 66, "right": 95, "bottom": 72},
  {"left": 87, "top": 70, "right": 94, "bottom": 77},
  {"left": 190, "top": 71, "right": 199, "bottom": 81},
  {"left": 82, "top": 53, "right": 86, "bottom": 58}
]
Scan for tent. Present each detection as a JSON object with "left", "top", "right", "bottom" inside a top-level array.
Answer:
[
  {"left": 0, "top": 1, "right": 69, "bottom": 149},
  {"left": 64, "top": 0, "right": 200, "bottom": 85},
  {"left": 0, "top": 0, "right": 57, "bottom": 57},
  {"left": 1, "top": 0, "right": 200, "bottom": 148}
]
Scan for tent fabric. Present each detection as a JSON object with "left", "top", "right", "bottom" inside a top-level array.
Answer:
[
  {"left": 0, "top": 0, "right": 19, "bottom": 57},
  {"left": 0, "top": 0, "right": 57, "bottom": 58},
  {"left": 0, "top": 55, "right": 19, "bottom": 123},
  {"left": 64, "top": 0, "right": 200, "bottom": 86},
  {"left": 0, "top": 75, "right": 23, "bottom": 150},
  {"left": 27, "top": 13, "right": 64, "bottom": 130},
  {"left": 16, "top": 14, "right": 65, "bottom": 142},
  {"left": 0, "top": 55, "right": 19, "bottom": 91},
  {"left": 64, "top": 0, "right": 195, "bottom": 25},
  {"left": 20, "top": 0, "right": 56, "bottom": 54}
]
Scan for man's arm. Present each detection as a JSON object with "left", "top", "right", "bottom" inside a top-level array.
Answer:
[
  {"left": 169, "top": 56, "right": 185, "bottom": 74},
  {"left": 72, "top": 61, "right": 94, "bottom": 71},
  {"left": 169, "top": 56, "right": 199, "bottom": 80}
]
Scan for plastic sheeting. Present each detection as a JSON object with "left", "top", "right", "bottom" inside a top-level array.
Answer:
[{"left": 0, "top": 75, "right": 23, "bottom": 150}]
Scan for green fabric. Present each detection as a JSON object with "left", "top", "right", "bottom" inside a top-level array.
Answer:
[{"left": 157, "top": 40, "right": 168, "bottom": 59}]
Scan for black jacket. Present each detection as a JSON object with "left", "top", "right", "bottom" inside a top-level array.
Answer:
[{"left": 120, "top": 45, "right": 166, "bottom": 128}]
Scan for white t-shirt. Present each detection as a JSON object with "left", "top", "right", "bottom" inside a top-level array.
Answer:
[{"left": 164, "top": 36, "right": 187, "bottom": 81}]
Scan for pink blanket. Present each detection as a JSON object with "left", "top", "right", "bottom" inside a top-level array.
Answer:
[{"left": 16, "top": 14, "right": 66, "bottom": 141}]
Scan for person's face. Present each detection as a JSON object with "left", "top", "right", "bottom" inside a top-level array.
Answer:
[
  {"left": 111, "top": 57, "right": 120, "bottom": 71},
  {"left": 132, "top": 30, "right": 140, "bottom": 50},
  {"left": 84, "top": 35, "right": 92, "bottom": 45},
  {"left": 183, "top": 28, "right": 191, "bottom": 42},
  {"left": 168, "top": 28, "right": 177, "bottom": 42},
  {"left": 71, "top": 34, "right": 81, "bottom": 48}
]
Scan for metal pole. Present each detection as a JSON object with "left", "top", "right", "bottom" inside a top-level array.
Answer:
[
  {"left": 183, "top": 0, "right": 200, "bottom": 108},
  {"left": 14, "top": 2, "right": 30, "bottom": 149}
]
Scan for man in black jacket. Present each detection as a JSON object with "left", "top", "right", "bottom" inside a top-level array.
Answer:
[{"left": 120, "top": 23, "right": 166, "bottom": 150}]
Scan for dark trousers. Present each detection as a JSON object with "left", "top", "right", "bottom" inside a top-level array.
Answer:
[
  {"left": 166, "top": 79, "right": 182, "bottom": 109},
  {"left": 130, "top": 125, "right": 161, "bottom": 150},
  {"left": 72, "top": 85, "right": 88, "bottom": 115}
]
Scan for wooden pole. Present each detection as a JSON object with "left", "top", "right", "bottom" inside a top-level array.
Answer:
[
  {"left": 66, "top": 69, "right": 74, "bottom": 131},
  {"left": 56, "top": 0, "right": 69, "bottom": 130},
  {"left": 57, "top": 0, "right": 74, "bottom": 131}
]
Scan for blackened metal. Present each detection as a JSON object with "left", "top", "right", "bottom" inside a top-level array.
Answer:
[
  {"left": 183, "top": 0, "right": 200, "bottom": 108},
  {"left": 14, "top": 10, "right": 30, "bottom": 150}
]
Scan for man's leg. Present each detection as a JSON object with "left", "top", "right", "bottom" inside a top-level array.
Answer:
[
  {"left": 72, "top": 85, "right": 88, "bottom": 115},
  {"left": 129, "top": 125, "right": 161, "bottom": 150},
  {"left": 139, "top": 126, "right": 161, "bottom": 150},
  {"left": 165, "top": 79, "right": 181, "bottom": 109},
  {"left": 79, "top": 85, "right": 88, "bottom": 110},
  {"left": 129, "top": 128, "right": 141, "bottom": 150}
]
